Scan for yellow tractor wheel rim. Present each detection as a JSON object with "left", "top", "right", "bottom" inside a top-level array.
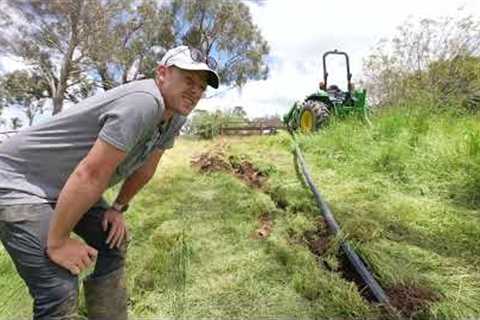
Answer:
[{"left": 300, "top": 110, "right": 314, "bottom": 133}]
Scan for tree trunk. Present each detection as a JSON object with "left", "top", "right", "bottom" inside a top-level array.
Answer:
[
  {"left": 98, "top": 63, "right": 114, "bottom": 91},
  {"left": 52, "top": 1, "right": 82, "bottom": 115},
  {"left": 52, "top": 95, "right": 64, "bottom": 115}
]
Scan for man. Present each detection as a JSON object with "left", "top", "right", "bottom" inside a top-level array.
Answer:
[{"left": 0, "top": 45, "right": 219, "bottom": 319}]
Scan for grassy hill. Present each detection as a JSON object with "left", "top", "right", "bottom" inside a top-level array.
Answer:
[{"left": 1, "top": 106, "right": 479, "bottom": 319}]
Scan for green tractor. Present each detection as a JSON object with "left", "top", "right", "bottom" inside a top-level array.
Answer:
[{"left": 283, "top": 49, "right": 369, "bottom": 133}]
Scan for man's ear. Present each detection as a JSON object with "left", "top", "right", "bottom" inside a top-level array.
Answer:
[{"left": 156, "top": 65, "right": 168, "bottom": 84}]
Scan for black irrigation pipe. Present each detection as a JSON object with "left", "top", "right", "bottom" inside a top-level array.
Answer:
[
  {"left": 0, "top": 130, "right": 18, "bottom": 141},
  {"left": 0, "top": 130, "right": 22, "bottom": 145},
  {"left": 290, "top": 132, "right": 400, "bottom": 316},
  {"left": 0, "top": 130, "right": 18, "bottom": 135}
]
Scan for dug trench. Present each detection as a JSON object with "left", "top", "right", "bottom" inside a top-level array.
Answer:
[
  {"left": 299, "top": 217, "right": 440, "bottom": 318},
  {"left": 191, "top": 149, "right": 440, "bottom": 319}
]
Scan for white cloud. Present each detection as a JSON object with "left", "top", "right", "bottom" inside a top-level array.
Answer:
[
  {"left": 0, "top": 56, "right": 28, "bottom": 74},
  {"left": 198, "top": 0, "right": 480, "bottom": 118}
]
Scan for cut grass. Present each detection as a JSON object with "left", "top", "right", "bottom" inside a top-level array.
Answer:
[{"left": 0, "top": 106, "right": 479, "bottom": 319}]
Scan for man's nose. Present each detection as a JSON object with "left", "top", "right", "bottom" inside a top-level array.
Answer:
[{"left": 190, "top": 84, "right": 203, "bottom": 97}]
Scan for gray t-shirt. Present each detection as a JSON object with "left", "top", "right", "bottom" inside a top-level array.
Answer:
[{"left": 0, "top": 79, "right": 186, "bottom": 210}]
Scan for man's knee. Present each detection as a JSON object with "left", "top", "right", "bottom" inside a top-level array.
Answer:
[
  {"left": 102, "top": 238, "right": 128, "bottom": 268},
  {"left": 93, "top": 239, "right": 128, "bottom": 278},
  {"left": 73, "top": 207, "right": 129, "bottom": 277}
]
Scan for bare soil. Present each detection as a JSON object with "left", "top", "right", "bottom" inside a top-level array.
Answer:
[
  {"left": 251, "top": 213, "right": 273, "bottom": 240},
  {"left": 190, "top": 150, "right": 232, "bottom": 173},
  {"left": 230, "top": 157, "right": 267, "bottom": 188},
  {"left": 191, "top": 150, "right": 267, "bottom": 188},
  {"left": 386, "top": 284, "right": 440, "bottom": 318},
  {"left": 303, "top": 217, "right": 331, "bottom": 256}
]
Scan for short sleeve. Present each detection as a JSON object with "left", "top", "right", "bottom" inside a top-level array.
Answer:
[
  {"left": 99, "top": 93, "right": 159, "bottom": 152},
  {"left": 155, "top": 116, "right": 187, "bottom": 150}
]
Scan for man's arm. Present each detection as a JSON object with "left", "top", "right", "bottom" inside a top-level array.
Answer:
[
  {"left": 102, "top": 149, "right": 165, "bottom": 249},
  {"left": 114, "top": 149, "right": 165, "bottom": 206},
  {"left": 47, "top": 138, "right": 126, "bottom": 274}
]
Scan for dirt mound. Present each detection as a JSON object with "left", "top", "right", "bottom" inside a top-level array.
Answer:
[
  {"left": 230, "top": 157, "right": 267, "bottom": 188},
  {"left": 191, "top": 150, "right": 232, "bottom": 173},
  {"left": 251, "top": 213, "right": 273, "bottom": 239},
  {"left": 191, "top": 150, "right": 267, "bottom": 188},
  {"left": 386, "top": 284, "right": 440, "bottom": 318}
]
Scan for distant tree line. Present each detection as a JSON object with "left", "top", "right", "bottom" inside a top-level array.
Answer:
[
  {"left": 0, "top": 0, "right": 269, "bottom": 128},
  {"left": 362, "top": 10, "right": 480, "bottom": 112}
]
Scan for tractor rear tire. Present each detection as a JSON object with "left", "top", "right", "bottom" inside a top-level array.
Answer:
[{"left": 299, "top": 100, "right": 329, "bottom": 133}]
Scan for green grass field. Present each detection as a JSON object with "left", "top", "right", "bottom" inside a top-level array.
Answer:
[{"left": 1, "top": 106, "right": 479, "bottom": 319}]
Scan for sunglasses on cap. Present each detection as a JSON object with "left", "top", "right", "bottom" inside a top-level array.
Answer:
[{"left": 164, "top": 46, "right": 218, "bottom": 70}]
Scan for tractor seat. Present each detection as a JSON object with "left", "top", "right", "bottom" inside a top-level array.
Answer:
[
  {"left": 327, "top": 85, "right": 344, "bottom": 101},
  {"left": 327, "top": 84, "right": 340, "bottom": 92}
]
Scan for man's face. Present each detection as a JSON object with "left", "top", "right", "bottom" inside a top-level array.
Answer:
[{"left": 156, "top": 66, "right": 208, "bottom": 116}]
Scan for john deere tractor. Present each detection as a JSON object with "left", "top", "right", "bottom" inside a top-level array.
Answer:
[{"left": 283, "top": 50, "right": 369, "bottom": 133}]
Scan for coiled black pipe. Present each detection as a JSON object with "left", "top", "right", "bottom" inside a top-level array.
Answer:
[{"left": 291, "top": 133, "right": 396, "bottom": 312}]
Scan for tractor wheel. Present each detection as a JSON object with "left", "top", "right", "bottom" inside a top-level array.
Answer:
[{"left": 299, "top": 100, "right": 329, "bottom": 133}]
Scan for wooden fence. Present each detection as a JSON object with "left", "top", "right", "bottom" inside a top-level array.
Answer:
[
  {"left": 219, "top": 121, "right": 285, "bottom": 136},
  {"left": 0, "top": 122, "right": 287, "bottom": 143}
]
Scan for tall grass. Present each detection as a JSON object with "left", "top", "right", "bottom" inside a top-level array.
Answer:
[
  {"left": 290, "top": 105, "right": 480, "bottom": 318},
  {"left": 0, "top": 105, "right": 479, "bottom": 319}
]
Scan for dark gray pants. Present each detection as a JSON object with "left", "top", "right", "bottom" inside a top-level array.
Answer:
[{"left": 0, "top": 204, "right": 126, "bottom": 320}]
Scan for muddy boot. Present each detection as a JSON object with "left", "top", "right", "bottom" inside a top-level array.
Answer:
[{"left": 83, "top": 268, "right": 128, "bottom": 320}]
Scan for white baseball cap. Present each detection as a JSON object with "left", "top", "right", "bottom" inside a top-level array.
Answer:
[{"left": 159, "top": 45, "right": 219, "bottom": 89}]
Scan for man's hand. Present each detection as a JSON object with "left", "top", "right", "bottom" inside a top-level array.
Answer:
[
  {"left": 46, "top": 238, "right": 98, "bottom": 275},
  {"left": 102, "top": 208, "right": 128, "bottom": 249}
]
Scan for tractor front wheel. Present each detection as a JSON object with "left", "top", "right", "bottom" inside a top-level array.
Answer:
[{"left": 299, "top": 100, "right": 329, "bottom": 133}]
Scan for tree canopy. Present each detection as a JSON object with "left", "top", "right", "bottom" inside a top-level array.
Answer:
[
  {"left": 0, "top": 0, "right": 269, "bottom": 127},
  {"left": 0, "top": 70, "right": 48, "bottom": 126},
  {"left": 362, "top": 11, "right": 480, "bottom": 110}
]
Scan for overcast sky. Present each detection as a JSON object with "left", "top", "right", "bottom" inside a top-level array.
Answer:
[
  {"left": 1, "top": 0, "right": 480, "bottom": 128},
  {"left": 197, "top": 0, "right": 480, "bottom": 118}
]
